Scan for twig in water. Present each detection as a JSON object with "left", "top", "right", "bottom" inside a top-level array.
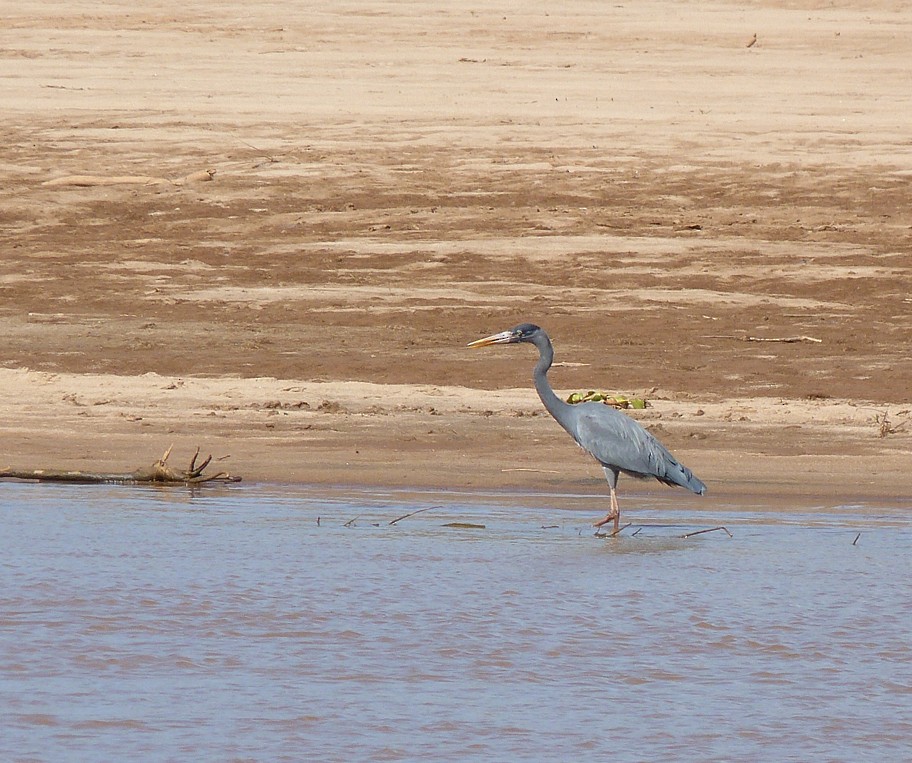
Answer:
[
  {"left": 343, "top": 515, "right": 360, "bottom": 528},
  {"left": 388, "top": 506, "right": 439, "bottom": 526},
  {"left": 681, "top": 526, "right": 733, "bottom": 539},
  {"left": 610, "top": 522, "right": 632, "bottom": 537},
  {"left": 853, "top": 532, "right": 861, "bottom": 546},
  {"left": 631, "top": 527, "right": 643, "bottom": 536},
  {"left": 597, "top": 522, "right": 632, "bottom": 538}
]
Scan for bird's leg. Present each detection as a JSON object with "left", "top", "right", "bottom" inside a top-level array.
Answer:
[{"left": 593, "top": 487, "right": 620, "bottom": 529}]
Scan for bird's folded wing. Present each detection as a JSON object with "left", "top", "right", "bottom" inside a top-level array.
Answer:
[{"left": 575, "top": 404, "right": 678, "bottom": 477}]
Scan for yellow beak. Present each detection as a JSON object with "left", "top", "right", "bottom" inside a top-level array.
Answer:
[{"left": 467, "top": 330, "right": 514, "bottom": 348}]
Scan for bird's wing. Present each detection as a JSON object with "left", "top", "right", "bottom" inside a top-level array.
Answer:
[
  {"left": 573, "top": 402, "right": 704, "bottom": 492},
  {"left": 573, "top": 403, "right": 665, "bottom": 473}
]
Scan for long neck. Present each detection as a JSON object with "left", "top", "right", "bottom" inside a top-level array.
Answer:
[{"left": 530, "top": 332, "right": 572, "bottom": 424}]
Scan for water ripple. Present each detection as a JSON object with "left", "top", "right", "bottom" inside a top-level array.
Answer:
[{"left": 1, "top": 482, "right": 910, "bottom": 761}]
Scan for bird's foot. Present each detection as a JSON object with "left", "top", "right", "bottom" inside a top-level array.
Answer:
[{"left": 592, "top": 511, "right": 619, "bottom": 528}]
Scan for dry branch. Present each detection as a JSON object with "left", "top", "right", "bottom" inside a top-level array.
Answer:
[
  {"left": 0, "top": 446, "right": 240, "bottom": 485},
  {"left": 874, "top": 409, "right": 907, "bottom": 438},
  {"left": 43, "top": 170, "right": 214, "bottom": 187},
  {"left": 745, "top": 335, "right": 822, "bottom": 344},
  {"left": 703, "top": 335, "right": 822, "bottom": 344}
]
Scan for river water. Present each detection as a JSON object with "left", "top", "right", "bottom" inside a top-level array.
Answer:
[{"left": 1, "top": 482, "right": 910, "bottom": 761}]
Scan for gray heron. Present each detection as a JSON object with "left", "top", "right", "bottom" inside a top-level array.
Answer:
[{"left": 468, "top": 323, "right": 706, "bottom": 531}]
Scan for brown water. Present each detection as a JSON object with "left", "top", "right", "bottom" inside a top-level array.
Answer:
[{"left": 2, "top": 483, "right": 911, "bottom": 761}]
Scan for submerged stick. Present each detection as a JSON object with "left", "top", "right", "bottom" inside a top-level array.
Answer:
[
  {"left": 596, "top": 522, "right": 632, "bottom": 538},
  {"left": 388, "top": 506, "right": 439, "bottom": 526},
  {"left": 610, "top": 522, "right": 632, "bottom": 537},
  {"left": 853, "top": 532, "right": 861, "bottom": 546},
  {"left": 681, "top": 526, "right": 733, "bottom": 539}
]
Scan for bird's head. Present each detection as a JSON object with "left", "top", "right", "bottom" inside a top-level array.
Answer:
[{"left": 467, "top": 323, "right": 542, "bottom": 348}]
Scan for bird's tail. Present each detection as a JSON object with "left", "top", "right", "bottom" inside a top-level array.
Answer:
[
  {"left": 660, "top": 462, "right": 707, "bottom": 495},
  {"left": 683, "top": 471, "right": 707, "bottom": 495}
]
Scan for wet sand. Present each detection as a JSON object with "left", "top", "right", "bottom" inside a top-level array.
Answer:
[{"left": 1, "top": 1, "right": 910, "bottom": 503}]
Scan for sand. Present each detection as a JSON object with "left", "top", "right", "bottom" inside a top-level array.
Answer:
[{"left": 1, "top": 1, "right": 910, "bottom": 507}]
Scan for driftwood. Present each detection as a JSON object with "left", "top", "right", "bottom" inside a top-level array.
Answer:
[{"left": 0, "top": 446, "right": 240, "bottom": 485}]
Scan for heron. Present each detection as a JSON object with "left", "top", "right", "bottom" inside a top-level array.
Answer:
[{"left": 468, "top": 323, "right": 706, "bottom": 532}]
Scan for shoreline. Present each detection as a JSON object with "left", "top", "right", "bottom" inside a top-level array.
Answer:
[{"left": 2, "top": 367, "right": 908, "bottom": 509}]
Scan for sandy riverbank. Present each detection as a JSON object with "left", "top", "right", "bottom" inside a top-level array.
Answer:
[{"left": 1, "top": 1, "right": 910, "bottom": 505}]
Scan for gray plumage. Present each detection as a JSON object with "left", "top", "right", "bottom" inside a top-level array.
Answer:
[
  {"left": 469, "top": 323, "right": 705, "bottom": 530},
  {"left": 573, "top": 400, "right": 706, "bottom": 493}
]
